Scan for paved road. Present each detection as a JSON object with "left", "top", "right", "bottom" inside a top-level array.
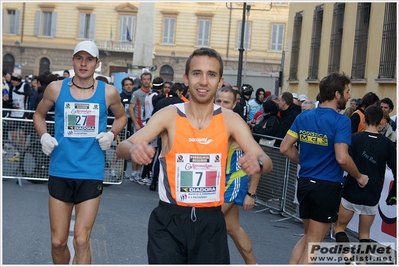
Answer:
[{"left": 3, "top": 175, "right": 351, "bottom": 265}]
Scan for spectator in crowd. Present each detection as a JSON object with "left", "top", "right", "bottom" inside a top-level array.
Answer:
[
  {"left": 63, "top": 70, "right": 70, "bottom": 78},
  {"left": 33, "top": 40, "right": 127, "bottom": 264},
  {"left": 116, "top": 47, "right": 272, "bottom": 264},
  {"left": 378, "top": 109, "right": 396, "bottom": 143},
  {"left": 248, "top": 88, "right": 265, "bottom": 122},
  {"left": 298, "top": 94, "right": 308, "bottom": 105},
  {"left": 109, "top": 77, "right": 135, "bottom": 178},
  {"left": 274, "top": 92, "right": 301, "bottom": 147},
  {"left": 174, "top": 82, "right": 189, "bottom": 103},
  {"left": 292, "top": 93, "right": 301, "bottom": 106},
  {"left": 380, "top": 97, "right": 396, "bottom": 131},
  {"left": 280, "top": 72, "right": 368, "bottom": 264},
  {"left": 301, "top": 100, "right": 315, "bottom": 112},
  {"left": 240, "top": 84, "right": 254, "bottom": 122},
  {"left": 334, "top": 105, "right": 396, "bottom": 265},
  {"left": 95, "top": 76, "right": 109, "bottom": 84},
  {"left": 215, "top": 86, "right": 261, "bottom": 264},
  {"left": 128, "top": 72, "right": 152, "bottom": 183},
  {"left": 251, "top": 99, "right": 280, "bottom": 144},
  {"left": 349, "top": 98, "right": 357, "bottom": 111},
  {"left": 351, "top": 92, "right": 380, "bottom": 133},
  {"left": 5, "top": 73, "right": 34, "bottom": 162}
]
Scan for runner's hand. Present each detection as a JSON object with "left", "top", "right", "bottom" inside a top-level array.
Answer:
[
  {"left": 96, "top": 131, "right": 114, "bottom": 150},
  {"left": 40, "top": 133, "right": 58, "bottom": 156}
]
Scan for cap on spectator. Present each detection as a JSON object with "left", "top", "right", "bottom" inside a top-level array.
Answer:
[
  {"left": 292, "top": 93, "right": 298, "bottom": 99},
  {"left": 299, "top": 94, "right": 308, "bottom": 102},
  {"left": 73, "top": 41, "right": 99, "bottom": 58},
  {"left": 265, "top": 90, "right": 272, "bottom": 97}
]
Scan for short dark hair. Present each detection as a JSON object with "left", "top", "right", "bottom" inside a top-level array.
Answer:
[
  {"left": 364, "top": 105, "right": 383, "bottom": 127},
  {"left": 380, "top": 97, "right": 394, "bottom": 111},
  {"left": 121, "top": 77, "right": 134, "bottom": 87},
  {"left": 170, "top": 83, "right": 184, "bottom": 94},
  {"left": 359, "top": 92, "right": 380, "bottom": 109},
  {"left": 318, "top": 72, "right": 351, "bottom": 103},
  {"left": 185, "top": 47, "right": 223, "bottom": 78},
  {"left": 140, "top": 72, "right": 152, "bottom": 80},
  {"left": 63, "top": 70, "right": 70, "bottom": 74},
  {"left": 281, "top": 92, "right": 293, "bottom": 106}
]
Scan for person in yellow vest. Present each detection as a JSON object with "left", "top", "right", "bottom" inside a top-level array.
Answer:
[{"left": 116, "top": 47, "right": 272, "bottom": 264}]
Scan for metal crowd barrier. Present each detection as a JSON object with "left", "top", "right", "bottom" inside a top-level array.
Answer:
[
  {"left": 2, "top": 109, "right": 127, "bottom": 185},
  {"left": 252, "top": 133, "right": 301, "bottom": 222}
]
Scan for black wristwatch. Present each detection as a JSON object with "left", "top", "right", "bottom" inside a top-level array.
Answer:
[
  {"left": 247, "top": 191, "right": 256, "bottom": 198},
  {"left": 257, "top": 159, "right": 263, "bottom": 171}
]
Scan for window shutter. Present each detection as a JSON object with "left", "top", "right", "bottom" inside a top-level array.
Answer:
[
  {"left": 198, "top": 20, "right": 204, "bottom": 45},
  {"left": 50, "top": 12, "right": 57, "bottom": 37},
  {"left": 78, "top": 13, "right": 85, "bottom": 38},
  {"left": 169, "top": 18, "right": 175, "bottom": 43},
  {"left": 34, "top": 11, "right": 41, "bottom": 36},
  {"left": 89, "top": 14, "right": 96, "bottom": 39},
  {"left": 15, "top": 10, "right": 21, "bottom": 34},
  {"left": 204, "top": 20, "right": 210, "bottom": 46},
  {"left": 163, "top": 18, "right": 169, "bottom": 43}
]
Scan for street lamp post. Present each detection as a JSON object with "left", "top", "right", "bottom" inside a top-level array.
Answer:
[{"left": 236, "top": 2, "right": 247, "bottom": 89}]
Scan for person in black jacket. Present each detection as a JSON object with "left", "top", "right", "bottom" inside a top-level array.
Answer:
[
  {"left": 274, "top": 92, "right": 301, "bottom": 147},
  {"left": 251, "top": 99, "right": 279, "bottom": 143},
  {"left": 5, "top": 73, "right": 34, "bottom": 162}
]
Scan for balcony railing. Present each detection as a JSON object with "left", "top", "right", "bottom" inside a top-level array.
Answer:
[{"left": 95, "top": 40, "right": 134, "bottom": 53}]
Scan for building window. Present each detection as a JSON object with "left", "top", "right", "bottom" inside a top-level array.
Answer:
[
  {"left": 378, "top": 3, "right": 396, "bottom": 79},
  {"left": 351, "top": 3, "right": 371, "bottom": 79},
  {"left": 308, "top": 5, "right": 323, "bottom": 80},
  {"left": 289, "top": 12, "right": 303, "bottom": 81},
  {"left": 197, "top": 19, "right": 211, "bottom": 46},
  {"left": 78, "top": 13, "right": 96, "bottom": 39},
  {"left": 328, "top": 3, "right": 345, "bottom": 73},
  {"left": 119, "top": 16, "right": 136, "bottom": 42},
  {"left": 270, "top": 24, "right": 284, "bottom": 51},
  {"left": 160, "top": 65, "right": 174, "bottom": 82},
  {"left": 163, "top": 18, "right": 176, "bottom": 44},
  {"left": 39, "top": 57, "right": 50, "bottom": 75},
  {"left": 238, "top": 21, "right": 251, "bottom": 49},
  {"left": 3, "top": 54, "right": 15, "bottom": 74},
  {"left": 34, "top": 11, "right": 58, "bottom": 37},
  {"left": 4, "top": 9, "right": 20, "bottom": 34}
]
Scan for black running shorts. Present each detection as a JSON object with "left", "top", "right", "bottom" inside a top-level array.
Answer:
[
  {"left": 147, "top": 201, "right": 230, "bottom": 264},
  {"left": 297, "top": 178, "right": 342, "bottom": 223},
  {"left": 48, "top": 176, "right": 103, "bottom": 204}
]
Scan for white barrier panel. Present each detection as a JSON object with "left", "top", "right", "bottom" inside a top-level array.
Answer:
[{"left": 347, "top": 165, "right": 397, "bottom": 250}]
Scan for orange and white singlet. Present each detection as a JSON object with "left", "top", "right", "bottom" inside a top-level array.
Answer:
[{"left": 158, "top": 103, "right": 228, "bottom": 207}]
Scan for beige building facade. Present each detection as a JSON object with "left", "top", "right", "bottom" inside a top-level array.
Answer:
[
  {"left": 282, "top": 2, "right": 397, "bottom": 113},
  {"left": 2, "top": 2, "right": 289, "bottom": 91}
]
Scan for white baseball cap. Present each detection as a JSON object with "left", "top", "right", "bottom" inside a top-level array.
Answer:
[
  {"left": 73, "top": 41, "right": 99, "bottom": 58},
  {"left": 292, "top": 93, "right": 298, "bottom": 99},
  {"left": 299, "top": 94, "right": 308, "bottom": 102}
]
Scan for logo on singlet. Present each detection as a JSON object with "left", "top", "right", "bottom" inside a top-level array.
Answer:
[{"left": 188, "top": 137, "right": 213, "bottom": 145}]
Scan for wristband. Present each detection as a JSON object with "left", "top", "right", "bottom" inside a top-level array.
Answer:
[
  {"left": 110, "top": 130, "right": 117, "bottom": 140},
  {"left": 247, "top": 192, "right": 256, "bottom": 198}
]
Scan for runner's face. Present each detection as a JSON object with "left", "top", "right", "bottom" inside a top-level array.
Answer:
[
  {"left": 215, "top": 91, "right": 236, "bottom": 110},
  {"left": 72, "top": 51, "right": 99, "bottom": 79},
  {"left": 163, "top": 84, "right": 171, "bottom": 94},
  {"left": 183, "top": 55, "right": 224, "bottom": 105}
]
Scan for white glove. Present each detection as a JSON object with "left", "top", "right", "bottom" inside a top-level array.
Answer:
[
  {"left": 41, "top": 133, "right": 58, "bottom": 156},
  {"left": 96, "top": 131, "right": 114, "bottom": 150}
]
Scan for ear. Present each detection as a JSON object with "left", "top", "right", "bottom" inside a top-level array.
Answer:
[
  {"left": 334, "top": 90, "right": 340, "bottom": 100},
  {"left": 95, "top": 59, "right": 101, "bottom": 69},
  {"left": 183, "top": 74, "right": 189, "bottom": 87},
  {"left": 217, "top": 77, "right": 225, "bottom": 89}
]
